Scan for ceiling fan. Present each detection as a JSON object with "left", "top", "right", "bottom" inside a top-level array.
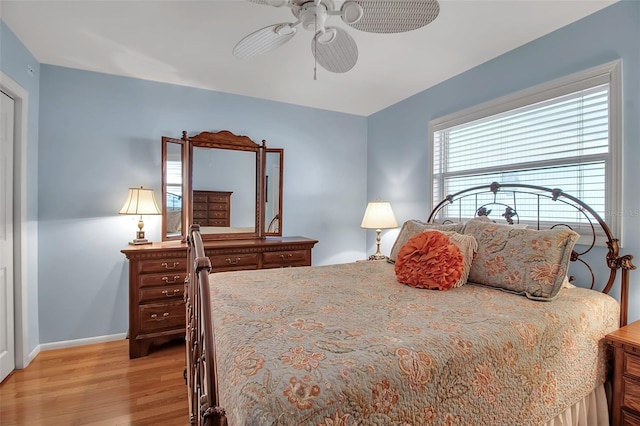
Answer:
[{"left": 233, "top": 0, "right": 440, "bottom": 75}]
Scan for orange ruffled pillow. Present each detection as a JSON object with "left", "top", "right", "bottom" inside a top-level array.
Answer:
[{"left": 395, "top": 231, "right": 466, "bottom": 290}]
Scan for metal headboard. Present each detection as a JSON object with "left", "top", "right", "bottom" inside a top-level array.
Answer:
[{"left": 428, "top": 182, "right": 635, "bottom": 326}]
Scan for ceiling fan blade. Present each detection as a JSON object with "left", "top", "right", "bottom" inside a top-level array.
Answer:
[
  {"left": 347, "top": 0, "right": 440, "bottom": 33},
  {"left": 246, "top": 0, "right": 289, "bottom": 6},
  {"left": 233, "top": 23, "right": 297, "bottom": 59},
  {"left": 312, "top": 27, "right": 358, "bottom": 73}
]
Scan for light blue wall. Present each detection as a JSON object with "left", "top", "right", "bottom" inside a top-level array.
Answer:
[
  {"left": 3, "top": 0, "right": 639, "bottom": 347},
  {"left": 0, "top": 21, "right": 41, "bottom": 354},
  {"left": 368, "top": 0, "right": 640, "bottom": 321},
  {"left": 37, "top": 66, "right": 367, "bottom": 343}
]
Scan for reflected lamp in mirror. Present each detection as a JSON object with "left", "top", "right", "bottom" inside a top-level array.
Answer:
[
  {"left": 361, "top": 201, "right": 398, "bottom": 260},
  {"left": 120, "top": 186, "right": 162, "bottom": 245}
]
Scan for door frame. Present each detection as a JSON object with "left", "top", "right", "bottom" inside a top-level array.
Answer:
[{"left": 1, "top": 71, "right": 31, "bottom": 369}]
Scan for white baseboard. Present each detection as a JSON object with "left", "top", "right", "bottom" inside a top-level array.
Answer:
[
  {"left": 38, "top": 333, "right": 127, "bottom": 352},
  {"left": 27, "top": 345, "right": 41, "bottom": 366}
]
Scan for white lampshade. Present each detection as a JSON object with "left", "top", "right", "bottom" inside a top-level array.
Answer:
[
  {"left": 119, "top": 186, "right": 161, "bottom": 216},
  {"left": 120, "top": 186, "right": 161, "bottom": 245},
  {"left": 360, "top": 201, "right": 398, "bottom": 230}
]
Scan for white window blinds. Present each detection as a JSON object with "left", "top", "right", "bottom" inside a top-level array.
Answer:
[
  {"left": 166, "top": 160, "right": 182, "bottom": 210},
  {"left": 430, "top": 62, "right": 621, "bottom": 238}
]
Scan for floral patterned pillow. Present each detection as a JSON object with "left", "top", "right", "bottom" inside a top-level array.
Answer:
[
  {"left": 463, "top": 215, "right": 528, "bottom": 230},
  {"left": 463, "top": 220, "right": 579, "bottom": 300},
  {"left": 389, "top": 220, "right": 464, "bottom": 263},
  {"left": 395, "top": 230, "right": 477, "bottom": 290}
]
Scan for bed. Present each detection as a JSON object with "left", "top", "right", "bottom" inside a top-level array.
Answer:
[{"left": 185, "top": 183, "right": 635, "bottom": 426}]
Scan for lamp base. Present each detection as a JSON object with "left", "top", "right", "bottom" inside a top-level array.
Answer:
[
  {"left": 367, "top": 229, "right": 388, "bottom": 261},
  {"left": 368, "top": 253, "right": 388, "bottom": 261},
  {"left": 129, "top": 238, "right": 152, "bottom": 246},
  {"left": 128, "top": 229, "right": 151, "bottom": 245}
]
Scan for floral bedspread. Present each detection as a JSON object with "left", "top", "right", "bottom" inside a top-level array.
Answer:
[{"left": 208, "top": 261, "right": 619, "bottom": 426}]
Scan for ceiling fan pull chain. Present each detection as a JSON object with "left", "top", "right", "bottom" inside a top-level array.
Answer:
[{"left": 314, "top": 12, "right": 317, "bottom": 80}]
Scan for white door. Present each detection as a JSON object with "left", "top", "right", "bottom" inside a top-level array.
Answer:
[{"left": 0, "top": 90, "right": 15, "bottom": 382}]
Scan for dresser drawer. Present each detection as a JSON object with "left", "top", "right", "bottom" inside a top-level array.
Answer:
[
  {"left": 208, "top": 194, "right": 229, "bottom": 203},
  {"left": 623, "top": 409, "right": 640, "bottom": 426},
  {"left": 139, "top": 272, "right": 187, "bottom": 288},
  {"left": 263, "top": 250, "right": 309, "bottom": 267},
  {"left": 208, "top": 220, "right": 229, "bottom": 226},
  {"left": 138, "top": 302, "right": 185, "bottom": 334},
  {"left": 139, "top": 286, "right": 185, "bottom": 303},
  {"left": 623, "top": 376, "right": 640, "bottom": 413},
  {"left": 193, "top": 202, "right": 207, "bottom": 211},
  {"left": 209, "top": 211, "right": 228, "bottom": 219},
  {"left": 192, "top": 193, "right": 208, "bottom": 203},
  {"left": 626, "top": 352, "right": 640, "bottom": 380},
  {"left": 139, "top": 259, "right": 185, "bottom": 274},
  {"left": 208, "top": 203, "right": 228, "bottom": 211},
  {"left": 209, "top": 253, "right": 259, "bottom": 269},
  {"left": 193, "top": 210, "right": 208, "bottom": 219}
]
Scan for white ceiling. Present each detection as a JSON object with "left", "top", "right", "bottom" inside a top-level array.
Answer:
[{"left": 1, "top": 0, "right": 617, "bottom": 116}]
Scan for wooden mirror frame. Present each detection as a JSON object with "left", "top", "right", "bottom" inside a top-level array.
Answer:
[
  {"left": 187, "top": 130, "right": 264, "bottom": 241},
  {"left": 161, "top": 130, "right": 286, "bottom": 241},
  {"left": 161, "top": 135, "right": 187, "bottom": 241},
  {"left": 264, "top": 148, "right": 283, "bottom": 237}
]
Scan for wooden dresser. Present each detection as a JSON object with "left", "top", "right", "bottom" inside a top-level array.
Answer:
[
  {"left": 192, "top": 190, "right": 232, "bottom": 227},
  {"left": 122, "top": 236, "right": 318, "bottom": 358},
  {"left": 606, "top": 320, "right": 640, "bottom": 425}
]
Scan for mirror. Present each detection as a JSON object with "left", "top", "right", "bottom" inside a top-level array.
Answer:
[
  {"left": 188, "top": 131, "right": 261, "bottom": 241},
  {"left": 162, "top": 130, "right": 284, "bottom": 241},
  {"left": 162, "top": 136, "right": 186, "bottom": 241},
  {"left": 264, "top": 149, "right": 283, "bottom": 236},
  {"left": 192, "top": 147, "right": 256, "bottom": 233}
]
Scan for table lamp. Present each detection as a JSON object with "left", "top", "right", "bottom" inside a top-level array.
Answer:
[
  {"left": 361, "top": 201, "right": 398, "bottom": 260},
  {"left": 120, "top": 186, "right": 161, "bottom": 245}
]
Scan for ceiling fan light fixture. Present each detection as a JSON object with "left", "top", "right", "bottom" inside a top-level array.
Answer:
[
  {"left": 340, "top": 1, "right": 363, "bottom": 25},
  {"left": 300, "top": 3, "right": 328, "bottom": 31}
]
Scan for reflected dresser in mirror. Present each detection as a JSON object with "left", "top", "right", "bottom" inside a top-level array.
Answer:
[{"left": 192, "top": 190, "right": 232, "bottom": 227}]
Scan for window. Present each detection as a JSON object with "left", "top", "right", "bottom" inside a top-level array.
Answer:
[
  {"left": 166, "top": 160, "right": 182, "bottom": 211},
  {"left": 430, "top": 61, "right": 622, "bottom": 239}
]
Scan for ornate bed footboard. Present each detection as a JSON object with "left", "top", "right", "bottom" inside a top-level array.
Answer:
[{"left": 186, "top": 224, "right": 228, "bottom": 426}]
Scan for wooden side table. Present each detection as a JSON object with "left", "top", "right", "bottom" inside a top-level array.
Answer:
[{"left": 605, "top": 320, "right": 640, "bottom": 425}]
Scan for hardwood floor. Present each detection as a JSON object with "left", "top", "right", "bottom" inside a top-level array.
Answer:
[{"left": 0, "top": 339, "right": 188, "bottom": 425}]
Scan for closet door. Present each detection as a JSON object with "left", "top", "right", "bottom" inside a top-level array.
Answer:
[{"left": 0, "top": 90, "right": 15, "bottom": 382}]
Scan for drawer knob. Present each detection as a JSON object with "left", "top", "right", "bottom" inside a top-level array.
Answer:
[
  {"left": 161, "top": 261, "right": 180, "bottom": 270},
  {"left": 280, "top": 254, "right": 293, "bottom": 260},
  {"left": 226, "top": 257, "right": 241, "bottom": 265},
  {"left": 162, "top": 275, "right": 181, "bottom": 284},
  {"left": 162, "top": 289, "right": 180, "bottom": 297},
  {"left": 151, "top": 312, "right": 170, "bottom": 321}
]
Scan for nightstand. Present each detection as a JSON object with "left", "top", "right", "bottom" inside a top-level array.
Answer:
[{"left": 605, "top": 320, "right": 640, "bottom": 425}]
